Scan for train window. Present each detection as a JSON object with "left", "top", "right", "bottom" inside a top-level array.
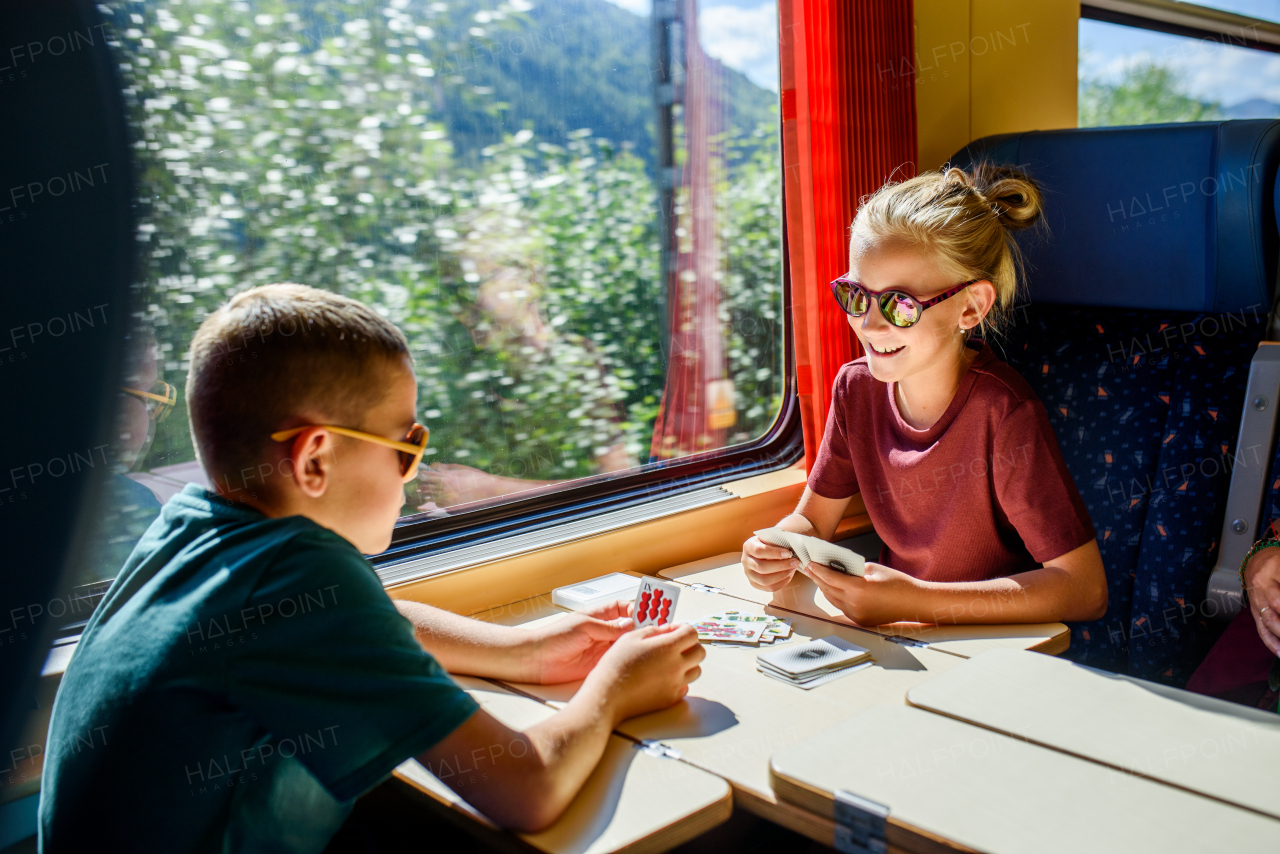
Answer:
[
  {"left": 1079, "top": 14, "right": 1280, "bottom": 126},
  {"left": 82, "top": 0, "right": 783, "bottom": 589},
  {"left": 1185, "top": 0, "right": 1280, "bottom": 23}
]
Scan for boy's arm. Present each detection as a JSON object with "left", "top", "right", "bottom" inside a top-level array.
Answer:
[
  {"left": 418, "top": 623, "right": 704, "bottom": 831},
  {"left": 803, "top": 539, "right": 1108, "bottom": 625},
  {"left": 394, "top": 599, "right": 633, "bottom": 684}
]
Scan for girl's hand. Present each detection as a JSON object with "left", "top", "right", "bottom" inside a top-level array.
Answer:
[
  {"left": 801, "top": 561, "right": 922, "bottom": 626},
  {"left": 743, "top": 536, "right": 801, "bottom": 592}
]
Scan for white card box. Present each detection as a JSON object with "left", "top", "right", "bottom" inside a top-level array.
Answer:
[{"left": 551, "top": 573, "right": 642, "bottom": 611}]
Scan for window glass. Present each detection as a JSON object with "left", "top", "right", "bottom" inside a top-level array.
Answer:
[
  {"left": 82, "top": 0, "right": 783, "bottom": 587},
  {"left": 1171, "top": 0, "right": 1280, "bottom": 24},
  {"left": 1080, "top": 17, "right": 1280, "bottom": 125}
]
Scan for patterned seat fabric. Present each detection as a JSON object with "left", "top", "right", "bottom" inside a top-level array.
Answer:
[{"left": 995, "top": 305, "right": 1265, "bottom": 686}]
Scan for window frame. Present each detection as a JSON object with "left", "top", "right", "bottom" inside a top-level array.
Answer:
[{"left": 1082, "top": 0, "right": 1280, "bottom": 54}]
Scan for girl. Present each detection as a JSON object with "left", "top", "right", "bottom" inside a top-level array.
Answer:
[{"left": 743, "top": 164, "right": 1107, "bottom": 626}]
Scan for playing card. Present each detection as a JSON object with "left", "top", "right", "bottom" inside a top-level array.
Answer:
[
  {"left": 757, "top": 659, "right": 873, "bottom": 690},
  {"left": 763, "top": 617, "right": 792, "bottom": 639},
  {"left": 756, "top": 635, "right": 871, "bottom": 676},
  {"left": 804, "top": 538, "right": 866, "bottom": 577},
  {"left": 633, "top": 577, "right": 681, "bottom": 628},
  {"left": 719, "top": 610, "right": 791, "bottom": 639},
  {"left": 691, "top": 618, "right": 766, "bottom": 644},
  {"left": 718, "top": 611, "right": 770, "bottom": 623},
  {"left": 753, "top": 527, "right": 865, "bottom": 577}
]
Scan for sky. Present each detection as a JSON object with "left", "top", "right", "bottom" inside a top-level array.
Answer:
[{"left": 601, "top": 0, "right": 780, "bottom": 92}]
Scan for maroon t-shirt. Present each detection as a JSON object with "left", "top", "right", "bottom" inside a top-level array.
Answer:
[{"left": 809, "top": 341, "right": 1095, "bottom": 583}]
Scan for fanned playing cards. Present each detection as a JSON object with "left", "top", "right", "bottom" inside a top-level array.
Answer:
[
  {"left": 753, "top": 527, "right": 866, "bottom": 577},
  {"left": 693, "top": 610, "right": 791, "bottom": 645}
]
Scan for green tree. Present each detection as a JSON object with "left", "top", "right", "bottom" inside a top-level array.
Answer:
[
  {"left": 103, "top": 0, "right": 784, "bottom": 514},
  {"left": 1079, "top": 60, "right": 1223, "bottom": 127}
]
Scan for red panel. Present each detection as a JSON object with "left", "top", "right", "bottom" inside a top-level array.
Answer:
[{"left": 780, "top": 0, "right": 918, "bottom": 471}]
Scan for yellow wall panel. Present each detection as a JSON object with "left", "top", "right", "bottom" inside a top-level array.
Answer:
[
  {"left": 915, "top": 0, "right": 1079, "bottom": 171},
  {"left": 914, "top": 0, "right": 973, "bottom": 173}
]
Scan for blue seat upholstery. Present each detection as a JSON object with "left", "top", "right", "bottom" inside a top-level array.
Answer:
[{"left": 951, "top": 121, "right": 1280, "bottom": 686}]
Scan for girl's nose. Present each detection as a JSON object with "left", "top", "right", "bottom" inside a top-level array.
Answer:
[{"left": 857, "top": 300, "right": 891, "bottom": 334}]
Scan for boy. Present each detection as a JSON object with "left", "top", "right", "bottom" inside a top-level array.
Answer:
[{"left": 40, "top": 284, "right": 704, "bottom": 853}]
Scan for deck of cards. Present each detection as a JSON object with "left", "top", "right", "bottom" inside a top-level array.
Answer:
[
  {"left": 756, "top": 635, "right": 872, "bottom": 689},
  {"left": 753, "top": 527, "right": 866, "bottom": 577},
  {"left": 692, "top": 610, "right": 792, "bottom": 646},
  {"left": 633, "top": 577, "right": 680, "bottom": 628}
]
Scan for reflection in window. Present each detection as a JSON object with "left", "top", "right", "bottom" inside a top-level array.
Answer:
[
  {"left": 90, "top": 0, "right": 782, "bottom": 574},
  {"left": 1079, "top": 17, "right": 1280, "bottom": 126}
]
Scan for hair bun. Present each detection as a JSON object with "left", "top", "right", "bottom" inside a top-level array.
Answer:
[{"left": 966, "top": 163, "right": 1043, "bottom": 232}]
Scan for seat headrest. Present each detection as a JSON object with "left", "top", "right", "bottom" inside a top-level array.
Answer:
[{"left": 949, "top": 121, "right": 1280, "bottom": 314}]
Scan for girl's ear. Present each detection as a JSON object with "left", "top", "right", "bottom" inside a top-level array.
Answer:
[{"left": 960, "top": 280, "right": 997, "bottom": 329}]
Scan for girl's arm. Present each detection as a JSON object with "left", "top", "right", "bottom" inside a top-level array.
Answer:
[
  {"left": 743, "top": 487, "right": 853, "bottom": 591},
  {"left": 803, "top": 539, "right": 1108, "bottom": 626}
]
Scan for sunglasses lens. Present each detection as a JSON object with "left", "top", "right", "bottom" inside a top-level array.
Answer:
[
  {"left": 833, "top": 281, "right": 868, "bottom": 316},
  {"left": 883, "top": 294, "right": 920, "bottom": 327},
  {"left": 400, "top": 425, "right": 427, "bottom": 478},
  {"left": 849, "top": 287, "right": 870, "bottom": 316}
]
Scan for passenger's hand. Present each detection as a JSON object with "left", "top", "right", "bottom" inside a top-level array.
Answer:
[
  {"left": 802, "top": 561, "right": 921, "bottom": 626},
  {"left": 586, "top": 622, "right": 704, "bottom": 725},
  {"left": 742, "top": 536, "right": 800, "bottom": 592},
  {"left": 417, "top": 462, "right": 501, "bottom": 508},
  {"left": 1244, "top": 547, "right": 1280, "bottom": 657},
  {"left": 528, "top": 600, "right": 634, "bottom": 684}
]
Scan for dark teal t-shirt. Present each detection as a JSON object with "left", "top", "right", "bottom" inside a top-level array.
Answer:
[{"left": 39, "top": 485, "right": 478, "bottom": 854}]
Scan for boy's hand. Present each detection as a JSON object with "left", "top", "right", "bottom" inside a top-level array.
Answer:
[
  {"left": 586, "top": 622, "right": 704, "bottom": 726},
  {"left": 802, "top": 561, "right": 921, "bottom": 626},
  {"left": 742, "top": 535, "right": 800, "bottom": 592},
  {"left": 528, "top": 600, "right": 634, "bottom": 684}
]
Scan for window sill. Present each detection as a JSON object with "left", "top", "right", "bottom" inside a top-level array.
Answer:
[{"left": 389, "top": 464, "right": 872, "bottom": 617}]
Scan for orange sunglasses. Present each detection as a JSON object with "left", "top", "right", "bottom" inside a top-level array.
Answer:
[
  {"left": 121, "top": 381, "right": 178, "bottom": 422},
  {"left": 270, "top": 423, "right": 429, "bottom": 484}
]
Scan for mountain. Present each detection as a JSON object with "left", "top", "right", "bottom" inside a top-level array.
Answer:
[
  {"left": 435, "top": 0, "right": 778, "bottom": 169},
  {"left": 1222, "top": 97, "right": 1280, "bottom": 119}
]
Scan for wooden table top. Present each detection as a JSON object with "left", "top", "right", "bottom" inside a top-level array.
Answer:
[
  {"left": 907, "top": 647, "right": 1280, "bottom": 821},
  {"left": 392, "top": 675, "right": 732, "bottom": 854},
  {"left": 471, "top": 583, "right": 966, "bottom": 831},
  {"left": 770, "top": 703, "right": 1280, "bottom": 854},
  {"left": 658, "top": 553, "right": 1070, "bottom": 657}
]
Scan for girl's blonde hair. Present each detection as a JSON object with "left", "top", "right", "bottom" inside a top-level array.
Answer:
[{"left": 850, "top": 162, "right": 1044, "bottom": 341}]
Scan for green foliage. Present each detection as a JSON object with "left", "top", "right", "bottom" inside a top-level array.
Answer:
[
  {"left": 1079, "top": 60, "right": 1223, "bottom": 127},
  {"left": 103, "top": 0, "right": 783, "bottom": 510}
]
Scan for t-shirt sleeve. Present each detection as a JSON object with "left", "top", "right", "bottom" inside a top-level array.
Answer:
[
  {"left": 228, "top": 532, "right": 478, "bottom": 803},
  {"left": 993, "top": 400, "right": 1097, "bottom": 563},
  {"left": 808, "top": 370, "right": 860, "bottom": 499}
]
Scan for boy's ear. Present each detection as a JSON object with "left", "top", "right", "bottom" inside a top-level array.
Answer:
[{"left": 286, "top": 427, "right": 334, "bottom": 499}]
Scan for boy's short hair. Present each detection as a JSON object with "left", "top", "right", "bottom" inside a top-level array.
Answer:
[{"left": 187, "top": 284, "right": 410, "bottom": 487}]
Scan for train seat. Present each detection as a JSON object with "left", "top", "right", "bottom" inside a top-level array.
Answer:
[{"left": 950, "top": 121, "right": 1280, "bottom": 686}]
